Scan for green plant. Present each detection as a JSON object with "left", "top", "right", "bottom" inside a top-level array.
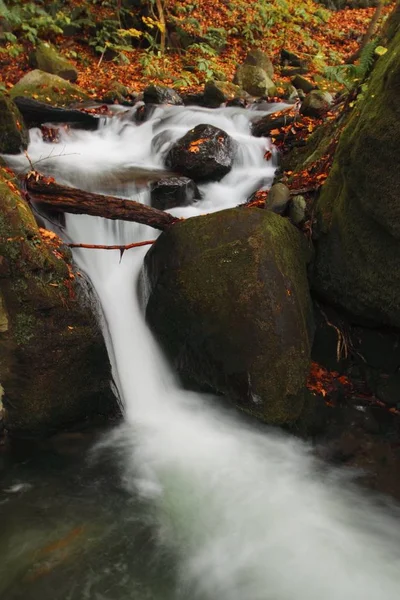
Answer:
[{"left": 324, "top": 40, "right": 379, "bottom": 90}]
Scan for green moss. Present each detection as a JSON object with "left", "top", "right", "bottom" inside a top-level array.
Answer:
[
  {"left": 144, "top": 208, "right": 313, "bottom": 425},
  {"left": 10, "top": 70, "right": 89, "bottom": 107},
  {"left": 0, "top": 95, "right": 29, "bottom": 154},
  {"left": 14, "top": 313, "right": 36, "bottom": 345},
  {"left": 312, "top": 28, "right": 400, "bottom": 326}
]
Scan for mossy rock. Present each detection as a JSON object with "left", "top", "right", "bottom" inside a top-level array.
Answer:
[
  {"left": 10, "top": 70, "right": 90, "bottom": 108},
  {"left": 234, "top": 64, "right": 276, "bottom": 97},
  {"left": 311, "top": 28, "right": 400, "bottom": 326},
  {"left": 30, "top": 42, "right": 78, "bottom": 83},
  {"left": 143, "top": 208, "right": 314, "bottom": 425},
  {"left": 0, "top": 95, "right": 29, "bottom": 154},
  {"left": 203, "top": 80, "right": 247, "bottom": 108},
  {"left": 0, "top": 167, "right": 116, "bottom": 434},
  {"left": 244, "top": 49, "right": 274, "bottom": 78}
]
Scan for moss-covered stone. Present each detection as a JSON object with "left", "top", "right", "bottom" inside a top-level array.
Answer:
[
  {"left": 244, "top": 49, "right": 274, "bottom": 78},
  {"left": 234, "top": 64, "right": 276, "bottom": 97},
  {"left": 30, "top": 43, "right": 78, "bottom": 83},
  {"left": 203, "top": 80, "right": 247, "bottom": 107},
  {"left": 311, "top": 27, "right": 400, "bottom": 326},
  {"left": 0, "top": 95, "right": 29, "bottom": 155},
  {"left": 143, "top": 208, "right": 314, "bottom": 425},
  {"left": 0, "top": 167, "right": 117, "bottom": 434},
  {"left": 10, "top": 70, "right": 89, "bottom": 108}
]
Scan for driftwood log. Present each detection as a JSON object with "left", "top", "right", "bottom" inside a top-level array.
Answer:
[
  {"left": 24, "top": 174, "right": 180, "bottom": 231},
  {"left": 14, "top": 96, "right": 100, "bottom": 130}
]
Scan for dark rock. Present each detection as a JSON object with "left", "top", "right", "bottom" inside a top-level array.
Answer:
[
  {"left": 135, "top": 103, "right": 157, "bottom": 124},
  {"left": 280, "top": 49, "right": 308, "bottom": 69},
  {"left": 376, "top": 374, "right": 400, "bottom": 407},
  {"left": 281, "top": 66, "right": 309, "bottom": 77},
  {"left": 143, "top": 85, "right": 183, "bottom": 106},
  {"left": 150, "top": 177, "right": 201, "bottom": 210},
  {"left": 143, "top": 208, "right": 314, "bottom": 425},
  {"left": 0, "top": 95, "right": 29, "bottom": 155},
  {"left": 181, "top": 92, "right": 205, "bottom": 106},
  {"left": 13, "top": 96, "right": 99, "bottom": 130},
  {"left": 300, "top": 90, "right": 333, "bottom": 118},
  {"left": 266, "top": 183, "right": 290, "bottom": 214},
  {"left": 165, "top": 123, "right": 236, "bottom": 183},
  {"left": 291, "top": 75, "right": 317, "bottom": 94},
  {"left": 29, "top": 42, "right": 78, "bottom": 83}
]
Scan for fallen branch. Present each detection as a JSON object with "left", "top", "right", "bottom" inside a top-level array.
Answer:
[
  {"left": 67, "top": 239, "right": 155, "bottom": 250},
  {"left": 24, "top": 173, "right": 180, "bottom": 231}
]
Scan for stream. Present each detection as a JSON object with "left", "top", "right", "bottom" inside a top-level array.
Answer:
[{"left": 2, "top": 102, "right": 400, "bottom": 600}]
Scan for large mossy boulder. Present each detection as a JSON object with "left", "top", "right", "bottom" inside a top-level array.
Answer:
[
  {"left": 244, "top": 49, "right": 274, "bottom": 78},
  {"left": 165, "top": 123, "right": 236, "bottom": 183},
  {"left": 143, "top": 208, "right": 314, "bottom": 425},
  {"left": 0, "top": 167, "right": 117, "bottom": 434},
  {"left": 30, "top": 43, "right": 79, "bottom": 83},
  {"left": 312, "top": 26, "right": 400, "bottom": 327},
  {"left": 0, "top": 95, "right": 29, "bottom": 155},
  {"left": 10, "top": 70, "right": 89, "bottom": 108}
]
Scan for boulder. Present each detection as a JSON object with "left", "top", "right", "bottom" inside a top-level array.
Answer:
[
  {"left": 30, "top": 42, "right": 78, "bottom": 83},
  {"left": 311, "top": 25, "right": 400, "bottom": 327},
  {"left": 203, "top": 80, "right": 247, "bottom": 108},
  {"left": 280, "top": 49, "right": 308, "bottom": 70},
  {"left": 0, "top": 167, "right": 117, "bottom": 434},
  {"left": 266, "top": 183, "right": 290, "bottom": 214},
  {"left": 150, "top": 176, "right": 201, "bottom": 210},
  {"left": 165, "top": 123, "right": 236, "bottom": 183},
  {"left": 289, "top": 195, "right": 307, "bottom": 225},
  {"left": 143, "top": 208, "right": 314, "bottom": 425},
  {"left": 300, "top": 90, "right": 333, "bottom": 118},
  {"left": 10, "top": 70, "right": 89, "bottom": 107},
  {"left": 143, "top": 84, "right": 183, "bottom": 106},
  {"left": 291, "top": 75, "right": 316, "bottom": 94},
  {"left": 234, "top": 64, "right": 276, "bottom": 97},
  {"left": 244, "top": 49, "right": 274, "bottom": 78},
  {"left": 0, "top": 95, "right": 29, "bottom": 155}
]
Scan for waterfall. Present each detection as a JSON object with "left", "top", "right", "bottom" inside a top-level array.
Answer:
[{"left": 6, "top": 103, "right": 400, "bottom": 600}]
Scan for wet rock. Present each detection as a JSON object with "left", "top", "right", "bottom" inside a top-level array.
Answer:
[
  {"left": 181, "top": 92, "right": 205, "bottom": 106},
  {"left": 300, "top": 90, "right": 333, "bottom": 118},
  {"left": 291, "top": 75, "right": 316, "bottom": 94},
  {"left": 143, "top": 85, "right": 183, "bottom": 106},
  {"left": 234, "top": 64, "right": 276, "bottom": 97},
  {"left": 244, "top": 49, "right": 274, "bottom": 78},
  {"left": 376, "top": 374, "right": 400, "bottom": 407},
  {"left": 143, "top": 208, "right": 314, "bottom": 425},
  {"left": 203, "top": 80, "right": 247, "bottom": 108},
  {"left": 135, "top": 103, "right": 157, "bottom": 124},
  {"left": 266, "top": 183, "right": 290, "bottom": 214},
  {"left": 0, "top": 168, "right": 117, "bottom": 435},
  {"left": 10, "top": 70, "right": 89, "bottom": 107},
  {"left": 29, "top": 43, "right": 78, "bottom": 83},
  {"left": 102, "top": 81, "right": 135, "bottom": 105},
  {"left": 150, "top": 176, "right": 201, "bottom": 210},
  {"left": 165, "top": 123, "right": 236, "bottom": 183},
  {"left": 289, "top": 195, "right": 307, "bottom": 225},
  {"left": 0, "top": 95, "right": 29, "bottom": 154}
]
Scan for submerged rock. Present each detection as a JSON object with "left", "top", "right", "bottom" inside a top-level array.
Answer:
[
  {"left": 143, "top": 208, "right": 314, "bottom": 425},
  {"left": 150, "top": 176, "right": 201, "bottom": 210},
  {"left": 10, "top": 70, "right": 89, "bottom": 107},
  {"left": 165, "top": 123, "right": 236, "bottom": 183},
  {"left": 0, "top": 95, "right": 29, "bottom": 154},
  {"left": 0, "top": 167, "right": 117, "bottom": 434}
]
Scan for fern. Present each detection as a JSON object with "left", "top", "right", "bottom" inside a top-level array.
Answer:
[{"left": 324, "top": 40, "right": 379, "bottom": 90}]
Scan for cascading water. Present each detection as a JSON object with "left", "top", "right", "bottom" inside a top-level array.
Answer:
[{"left": 4, "top": 103, "right": 400, "bottom": 600}]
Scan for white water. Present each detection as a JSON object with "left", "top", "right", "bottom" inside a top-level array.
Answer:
[{"left": 6, "top": 103, "right": 400, "bottom": 599}]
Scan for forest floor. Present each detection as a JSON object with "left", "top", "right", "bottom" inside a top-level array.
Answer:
[{"left": 0, "top": 0, "right": 395, "bottom": 99}]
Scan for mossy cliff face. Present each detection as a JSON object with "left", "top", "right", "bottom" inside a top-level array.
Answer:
[
  {"left": 0, "top": 95, "right": 29, "bottom": 155},
  {"left": 0, "top": 167, "right": 116, "bottom": 434},
  {"left": 143, "top": 208, "right": 314, "bottom": 425},
  {"left": 311, "top": 27, "right": 400, "bottom": 326}
]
